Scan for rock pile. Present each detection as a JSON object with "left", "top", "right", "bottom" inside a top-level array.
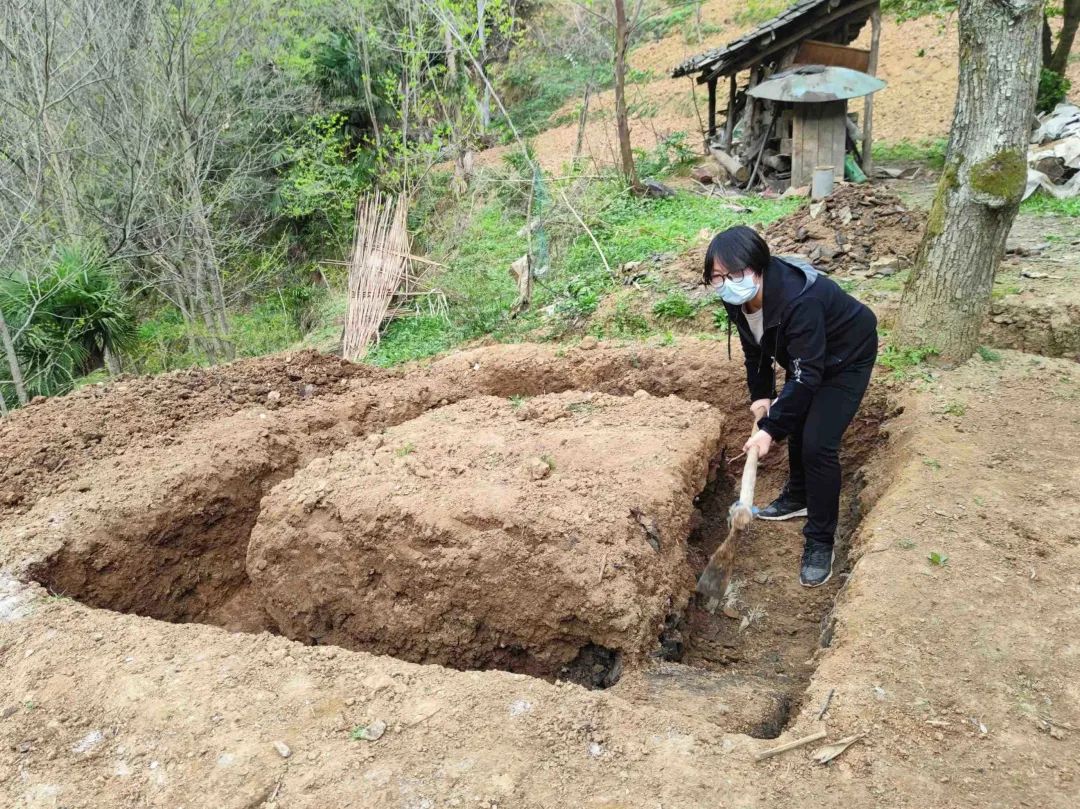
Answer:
[{"left": 763, "top": 184, "right": 926, "bottom": 276}]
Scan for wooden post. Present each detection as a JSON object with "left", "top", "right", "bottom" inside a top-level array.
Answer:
[
  {"left": 723, "top": 73, "right": 736, "bottom": 149},
  {"left": 861, "top": 7, "right": 881, "bottom": 176},
  {"left": 707, "top": 77, "right": 718, "bottom": 142}
]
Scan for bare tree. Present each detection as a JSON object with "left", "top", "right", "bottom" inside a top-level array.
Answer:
[
  {"left": 613, "top": 0, "right": 640, "bottom": 189},
  {"left": 894, "top": 0, "right": 1043, "bottom": 362}
]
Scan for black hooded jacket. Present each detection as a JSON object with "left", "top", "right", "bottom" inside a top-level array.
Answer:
[{"left": 723, "top": 255, "right": 877, "bottom": 441}]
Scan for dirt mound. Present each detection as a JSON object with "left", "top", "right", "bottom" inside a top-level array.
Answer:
[
  {"left": 248, "top": 392, "right": 724, "bottom": 680},
  {"left": 763, "top": 184, "right": 927, "bottom": 275},
  {"left": 0, "top": 350, "right": 376, "bottom": 514}
]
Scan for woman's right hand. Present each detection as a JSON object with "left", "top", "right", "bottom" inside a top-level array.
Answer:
[{"left": 750, "top": 398, "right": 771, "bottom": 425}]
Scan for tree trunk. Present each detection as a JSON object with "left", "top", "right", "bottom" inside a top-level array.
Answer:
[
  {"left": 894, "top": 0, "right": 1042, "bottom": 363},
  {"left": 1049, "top": 0, "right": 1080, "bottom": 74},
  {"left": 613, "top": 0, "right": 640, "bottom": 189},
  {"left": 477, "top": 0, "right": 490, "bottom": 131},
  {"left": 103, "top": 344, "right": 122, "bottom": 377},
  {"left": 444, "top": 23, "right": 457, "bottom": 83},
  {"left": 1042, "top": 13, "right": 1053, "bottom": 65},
  {"left": 0, "top": 308, "right": 28, "bottom": 406}
]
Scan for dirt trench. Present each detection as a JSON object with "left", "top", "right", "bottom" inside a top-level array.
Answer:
[{"left": 10, "top": 343, "right": 886, "bottom": 739}]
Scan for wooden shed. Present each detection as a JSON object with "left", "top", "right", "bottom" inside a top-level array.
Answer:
[{"left": 671, "top": 0, "right": 883, "bottom": 190}]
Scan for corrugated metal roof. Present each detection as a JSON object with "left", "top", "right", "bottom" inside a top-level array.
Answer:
[{"left": 671, "top": 0, "right": 876, "bottom": 79}]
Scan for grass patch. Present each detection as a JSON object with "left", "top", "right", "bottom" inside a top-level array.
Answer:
[
  {"left": 652, "top": 290, "right": 699, "bottom": 321},
  {"left": 734, "top": 0, "right": 791, "bottom": 25},
  {"left": 1020, "top": 193, "right": 1080, "bottom": 217},
  {"left": 872, "top": 138, "right": 948, "bottom": 169},
  {"left": 368, "top": 177, "right": 797, "bottom": 366},
  {"left": 882, "top": 0, "right": 956, "bottom": 22},
  {"left": 878, "top": 342, "right": 938, "bottom": 379},
  {"left": 976, "top": 345, "right": 1001, "bottom": 362}
]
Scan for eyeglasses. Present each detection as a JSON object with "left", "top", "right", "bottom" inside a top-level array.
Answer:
[{"left": 707, "top": 267, "right": 750, "bottom": 286}]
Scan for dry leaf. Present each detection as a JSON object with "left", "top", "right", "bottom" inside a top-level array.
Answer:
[
  {"left": 722, "top": 605, "right": 740, "bottom": 620},
  {"left": 812, "top": 734, "right": 862, "bottom": 765}
]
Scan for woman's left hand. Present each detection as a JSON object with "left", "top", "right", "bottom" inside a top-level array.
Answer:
[{"left": 743, "top": 429, "right": 773, "bottom": 459}]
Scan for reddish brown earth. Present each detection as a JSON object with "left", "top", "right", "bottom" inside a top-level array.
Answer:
[
  {"left": 0, "top": 341, "right": 1077, "bottom": 807},
  {"left": 249, "top": 392, "right": 722, "bottom": 678}
]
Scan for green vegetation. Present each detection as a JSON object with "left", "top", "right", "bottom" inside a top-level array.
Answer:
[
  {"left": 976, "top": 345, "right": 1002, "bottom": 362},
  {"left": 872, "top": 139, "right": 948, "bottom": 169},
  {"left": 1021, "top": 194, "right": 1080, "bottom": 216},
  {"left": 635, "top": 132, "right": 698, "bottom": 179},
  {"left": 1037, "top": 68, "right": 1072, "bottom": 114},
  {"left": 878, "top": 342, "right": 939, "bottom": 378},
  {"left": 927, "top": 550, "right": 949, "bottom": 566},
  {"left": 0, "top": 0, "right": 859, "bottom": 409},
  {"left": 0, "top": 246, "right": 137, "bottom": 407},
  {"left": 735, "top": 0, "right": 791, "bottom": 26},
  {"left": 652, "top": 290, "right": 699, "bottom": 321},
  {"left": 497, "top": 54, "right": 610, "bottom": 138},
  {"left": 365, "top": 168, "right": 796, "bottom": 366},
  {"left": 882, "top": 0, "right": 956, "bottom": 22}
]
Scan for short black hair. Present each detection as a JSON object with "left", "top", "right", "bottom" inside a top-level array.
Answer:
[{"left": 703, "top": 225, "right": 770, "bottom": 283}]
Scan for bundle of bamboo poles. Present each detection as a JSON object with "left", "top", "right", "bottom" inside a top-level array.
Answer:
[{"left": 342, "top": 192, "right": 410, "bottom": 361}]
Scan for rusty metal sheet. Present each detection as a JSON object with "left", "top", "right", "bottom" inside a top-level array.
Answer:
[{"left": 747, "top": 65, "right": 886, "bottom": 102}]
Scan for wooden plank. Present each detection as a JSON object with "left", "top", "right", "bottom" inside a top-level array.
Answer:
[
  {"left": 708, "top": 77, "right": 718, "bottom": 141},
  {"left": 861, "top": 7, "right": 881, "bottom": 175},
  {"left": 828, "top": 101, "right": 847, "bottom": 178},
  {"left": 723, "top": 73, "right": 736, "bottom": 149},
  {"left": 794, "top": 39, "right": 871, "bottom": 70}
]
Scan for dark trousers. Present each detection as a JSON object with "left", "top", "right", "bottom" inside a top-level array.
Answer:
[{"left": 784, "top": 339, "right": 876, "bottom": 548}]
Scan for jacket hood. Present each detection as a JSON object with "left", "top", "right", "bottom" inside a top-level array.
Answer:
[{"left": 763, "top": 255, "right": 819, "bottom": 329}]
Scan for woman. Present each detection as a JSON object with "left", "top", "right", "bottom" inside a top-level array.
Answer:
[{"left": 705, "top": 225, "right": 878, "bottom": 587}]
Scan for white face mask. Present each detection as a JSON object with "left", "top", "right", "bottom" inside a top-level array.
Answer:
[{"left": 716, "top": 273, "right": 759, "bottom": 305}]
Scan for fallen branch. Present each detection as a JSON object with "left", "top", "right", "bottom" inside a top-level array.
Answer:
[{"left": 754, "top": 728, "right": 828, "bottom": 761}]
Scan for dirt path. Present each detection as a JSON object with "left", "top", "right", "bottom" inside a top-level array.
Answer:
[{"left": 1, "top": 342, "right": 1077, "bottom": 807}]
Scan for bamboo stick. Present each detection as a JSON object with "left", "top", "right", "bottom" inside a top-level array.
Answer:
[{"left": 754, "top": 729, "right": 828, "bottom": 761}]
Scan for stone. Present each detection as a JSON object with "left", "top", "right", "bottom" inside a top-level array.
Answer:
[
  {"left": 273, "top": 741, "right": 291, "bottom": 759},
  {"left": 691, "top": 165, "right": 715, "bottom": 184},
  {"left": 524, "top": 457, "right": 552, "bottom": 481},
  {"left": 578, "top": 336, "right": 598, "bottom": 350},
  {"left": 71, "top": 730, "right": 104, "bottom": 754},
  {"left": 642, "top": 179, "right": 675, "bottom": 199},
  {"left": 355, "top": 720, "right": 386, "bottom": 742},
  {"left": 869, "top": 255, "right": 900, "bottom": 276}
]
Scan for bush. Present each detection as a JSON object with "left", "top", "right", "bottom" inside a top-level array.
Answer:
[
  {"left": 652, "top": 291, "right": 698, "bottom": 320},
  {"left": 635, "top": 132, "right": 697, "bottom": 179},
  {"left": 1, "top": 246, "right": 136, "bottom": 404},
  {"left": 1037, "top": 68, "right": 1071, "bottom": 115}
]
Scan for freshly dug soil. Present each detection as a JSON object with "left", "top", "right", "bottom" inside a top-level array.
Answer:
[
  {"left": 609, "top": 662, "right": 792, "bottom": 739},
  {"left": 248, "top": 392, "right": 724, "bottom": 679},
  {"left": 20, "top": 405, "right": 364, "bottom": 629},
  {"left": 763, "top": 184, "right": 926, "bottom": 275},
  {"left": 0, "top": 351, "right": 375, "bottom": 514}
]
